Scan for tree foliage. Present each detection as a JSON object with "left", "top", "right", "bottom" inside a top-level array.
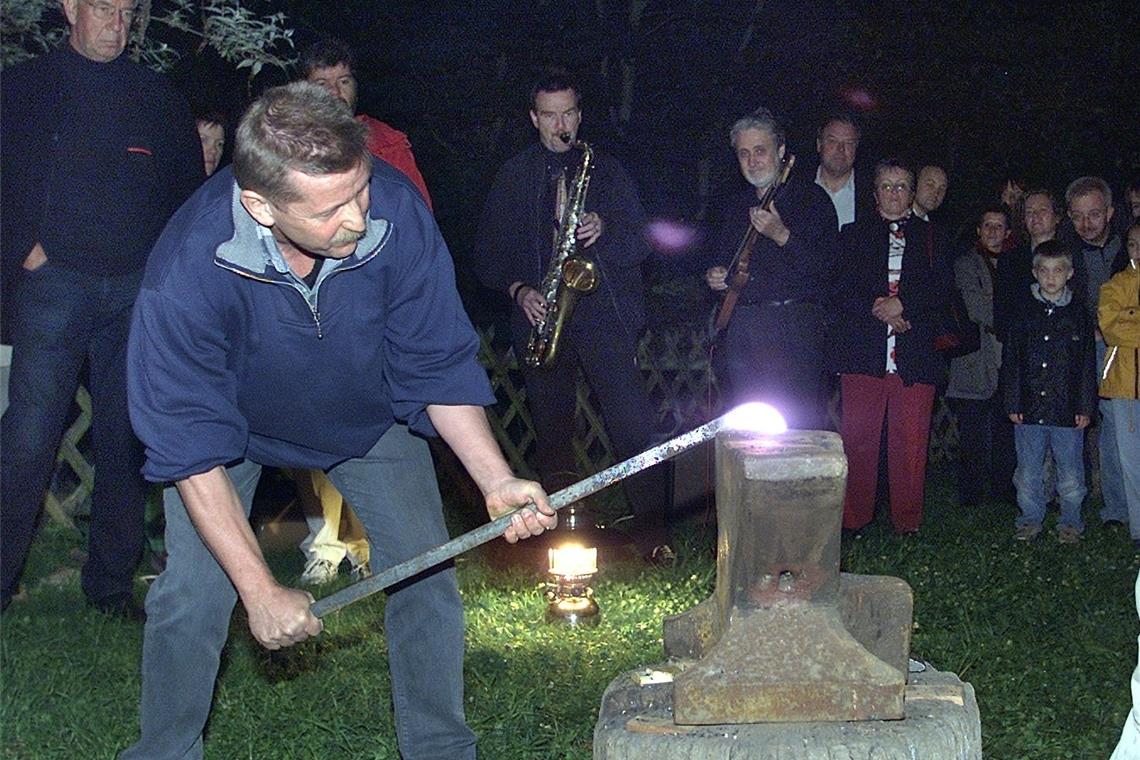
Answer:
[{"left": 0, "top": 0, "right": 65, "bottom": 66}]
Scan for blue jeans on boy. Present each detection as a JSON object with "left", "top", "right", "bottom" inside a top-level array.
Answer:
[
  {"left": 1, "top": 264, "right": 148, "bottom": 607},
  {"left": 1013, "top": 423, "right": 1087, "bottom": 532},
  {"left": 120, "top": 424, "right": 475, "bottom": 760}
]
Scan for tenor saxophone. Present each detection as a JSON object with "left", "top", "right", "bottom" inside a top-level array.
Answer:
[{"left": 525, "top": 137, "right": 598, "bottom": 369}]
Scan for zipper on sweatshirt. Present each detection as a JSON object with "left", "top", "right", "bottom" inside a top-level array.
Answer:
[
  {"left": 309, "top": 301, "right": 323, "bottom": 339},
  {"left": 279, "top": 277, "right": 324, "bottom": 339},
  {"left": 215, "top": 251, "right": 377, "bottom": 340}
]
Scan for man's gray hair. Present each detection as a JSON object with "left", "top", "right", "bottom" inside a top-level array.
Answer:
[
  {"left": 234, "top": 82, "right": 369, "bottom": 205},
  {"left": 1065, "top": 175, "right": 1113, "bottom": 209},
  {"left": 729, "top": 107, "right": 785, "bottom": 151}
]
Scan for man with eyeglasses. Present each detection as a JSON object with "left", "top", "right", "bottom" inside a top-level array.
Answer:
[
  {"left": 0, "top": 0, "right": 203, "bottom": 619},
  {"left": 1065, "top": 175, "right": 1130, "bottom": 531},
  {"left": 471, "top": 70, "right": 675, "bottom": 566},
  {"left": 829, "top": 158, "right": 952, "bottom": 536}
]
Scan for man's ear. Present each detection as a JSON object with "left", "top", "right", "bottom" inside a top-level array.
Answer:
[
  {"left": 239, "top": 190, "right": 276, "bottom": 228},
  {"left": 60, "top": 0, "right": 79, "bottom": 27},
  {"left": 777, "top": 143, "right": 786, "bottom": 162}
]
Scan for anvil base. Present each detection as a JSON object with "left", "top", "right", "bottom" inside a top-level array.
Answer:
[{"left": 594, "top": 665, "right": 982, "bottom": 760}]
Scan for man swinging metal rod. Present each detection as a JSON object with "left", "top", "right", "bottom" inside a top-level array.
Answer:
[{"left": 311, "top": 404, "right": 778, "bottom": 617}]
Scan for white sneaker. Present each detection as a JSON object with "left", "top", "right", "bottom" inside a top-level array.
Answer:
[
  {"left": 349, "top": 560, "right": 372, "bottom": 582},
  {"left": 300, "top": 557, "right": 339, "bottom": 586}
]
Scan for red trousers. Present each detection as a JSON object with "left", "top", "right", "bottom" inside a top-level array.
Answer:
[{"left": 840, "top": 373, "right": 935, "bottom": 533}]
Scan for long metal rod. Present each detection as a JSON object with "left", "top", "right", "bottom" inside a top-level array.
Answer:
[{"left": 310, "top": 415, "right": 727, "bottom": 618}]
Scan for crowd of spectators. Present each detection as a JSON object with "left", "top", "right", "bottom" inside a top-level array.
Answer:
[{"left": 0, "top": 7, "right": 1136, "bottom": 755}]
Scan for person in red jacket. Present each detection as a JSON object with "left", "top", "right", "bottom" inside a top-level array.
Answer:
[
  {"left": 291, "top": 37, "right": 435, "bottom": 585},
  {"left": 301, "top": 37, "right": 432, "bottom": 209}
]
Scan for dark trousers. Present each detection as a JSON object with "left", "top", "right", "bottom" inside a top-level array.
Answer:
[
  {"left": 948, "top": 394, "right": 1016, "bottom": 505},
  {"left": 1, "top": 264, "right": 147, "bottom": 606},
  {"left": 512, "top": 315, "right": 669, "bottom": 553},
  {"left": 718, "top": 302, "right": 826, "bottom": 431}
]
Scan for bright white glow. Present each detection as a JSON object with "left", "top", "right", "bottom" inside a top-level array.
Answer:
[
  {"left": 721, "top": 402, "right": 787, "bottom": 435},
  {"left": 548, "top": 543, "right": 598, "bottom": 576}
]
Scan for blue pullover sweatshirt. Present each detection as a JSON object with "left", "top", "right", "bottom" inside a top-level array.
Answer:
[{"left": 127, "top": 160, "right": 494, "bottom": 482}]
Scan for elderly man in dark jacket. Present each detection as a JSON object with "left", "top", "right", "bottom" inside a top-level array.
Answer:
[
  {"left": 0, "top": 0, "right": 203, "bottom": 617},
  {"left": 830, "top": 158, "right": 950, "bottom": 535},
  {"left": 1000, "top": 240, "right": 1097, "bottom": 543},
  {"left": 705, "top": 107, "right": 838, "bottom": 430}
]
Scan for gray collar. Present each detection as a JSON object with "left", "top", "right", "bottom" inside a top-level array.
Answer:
[
  {"left": 216, "top": 181, "right": 390, "bottom": 275},
  {"left": 1031, "top": 282, "right": 1072, "bottom": 307}
]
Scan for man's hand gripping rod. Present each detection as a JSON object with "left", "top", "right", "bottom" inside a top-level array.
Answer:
[{"left": 310, "top": 412, "right": 748, "bottom": 618}]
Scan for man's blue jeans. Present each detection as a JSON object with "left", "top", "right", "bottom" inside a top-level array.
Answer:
[
  {"left": 1107, "top": 399, "right": 1140, "bottom": 540},
  {"left": 1097, "top": 339, "right": 1128, "bottom": 523},
  {"left": 120, "top": 424, "right": 476, "bottom": 760},
  {"left": 1, "top": 263, "right": 147, "bottom": 606},
  {"left": 1013, "top": 423, "right": 1086, "bottom": 531}
]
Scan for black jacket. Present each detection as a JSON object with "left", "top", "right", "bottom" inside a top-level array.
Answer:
[
  {"left": 1000, "top": 291, "right": 1097, "bottom": 426},
  {"left": 710, "top": 177, "right": 839, "bottom": 305},
  {"left": 829, "top": 214, "right": 951, "bottom": 386},
  {"left": 472, "top": 142, "right": 649, "bottom": 334},
  {"left": 801, "top": 157, "right": 876, "bottom": 226}
]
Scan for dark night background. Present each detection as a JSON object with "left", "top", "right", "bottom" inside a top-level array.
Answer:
[{"left": 180, "top": 0, "right": 1138, "bottom": 325}]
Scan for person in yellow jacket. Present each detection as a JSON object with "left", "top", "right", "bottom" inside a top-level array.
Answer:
[{"left": 1099, "top": 221, "right": 1140, "bottom": 550}]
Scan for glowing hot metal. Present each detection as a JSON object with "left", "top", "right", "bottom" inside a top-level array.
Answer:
[{"left": 310, "top": 402, "right": 785, "bottom": 617}]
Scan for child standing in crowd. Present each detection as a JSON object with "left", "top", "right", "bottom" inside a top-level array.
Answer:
[
  {"left": 1099, "top": 222, "right": 1140, "bottom": 550},
  {"left": 1001, "top": 240, "right": 1097, "bottom": 543}
]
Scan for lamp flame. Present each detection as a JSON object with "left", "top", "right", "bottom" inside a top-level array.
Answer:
[
  {"left": 548, "top": 543, "right": 598, "bottom": 577},
  {"left": 722, "top": 402, "right": 787, "bottom": 435},
  {"left": 546, "top": 542, "right": 600, "bottom": 626}
]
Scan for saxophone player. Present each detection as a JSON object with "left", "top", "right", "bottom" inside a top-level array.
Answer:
[
  {"left": 473, "top": 71, "right": 675, "bottom": 565},
  {"left": 705, "top": 108, "right": 840, "bottom": 430}
]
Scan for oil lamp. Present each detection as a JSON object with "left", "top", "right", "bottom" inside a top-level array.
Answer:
[{"left": 545, "top": 540, "right": 599, "bottom": 626}]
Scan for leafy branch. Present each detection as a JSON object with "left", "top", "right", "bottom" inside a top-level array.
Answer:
[{"left": 147, "top": 0, "right": 294, "bottom": 78}]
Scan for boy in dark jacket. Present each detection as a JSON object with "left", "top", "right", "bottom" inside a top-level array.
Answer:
[{"left": 1001, "top": 240, "right": 1097, "bottom": 543}]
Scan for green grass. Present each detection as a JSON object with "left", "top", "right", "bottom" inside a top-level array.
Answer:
[{"left": 2, "top": 468, "right": 1137, "bottom": 759}]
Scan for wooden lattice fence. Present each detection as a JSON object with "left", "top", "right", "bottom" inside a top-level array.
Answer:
[
  {"left": 476, "top": 324, "right": 958, "bottom": 480},
  {"left": 43, "top": 386, "right": 95, "bottom": 529},
  {"left": 43, "top": 325, "right": 960, "bottom": 525}
]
